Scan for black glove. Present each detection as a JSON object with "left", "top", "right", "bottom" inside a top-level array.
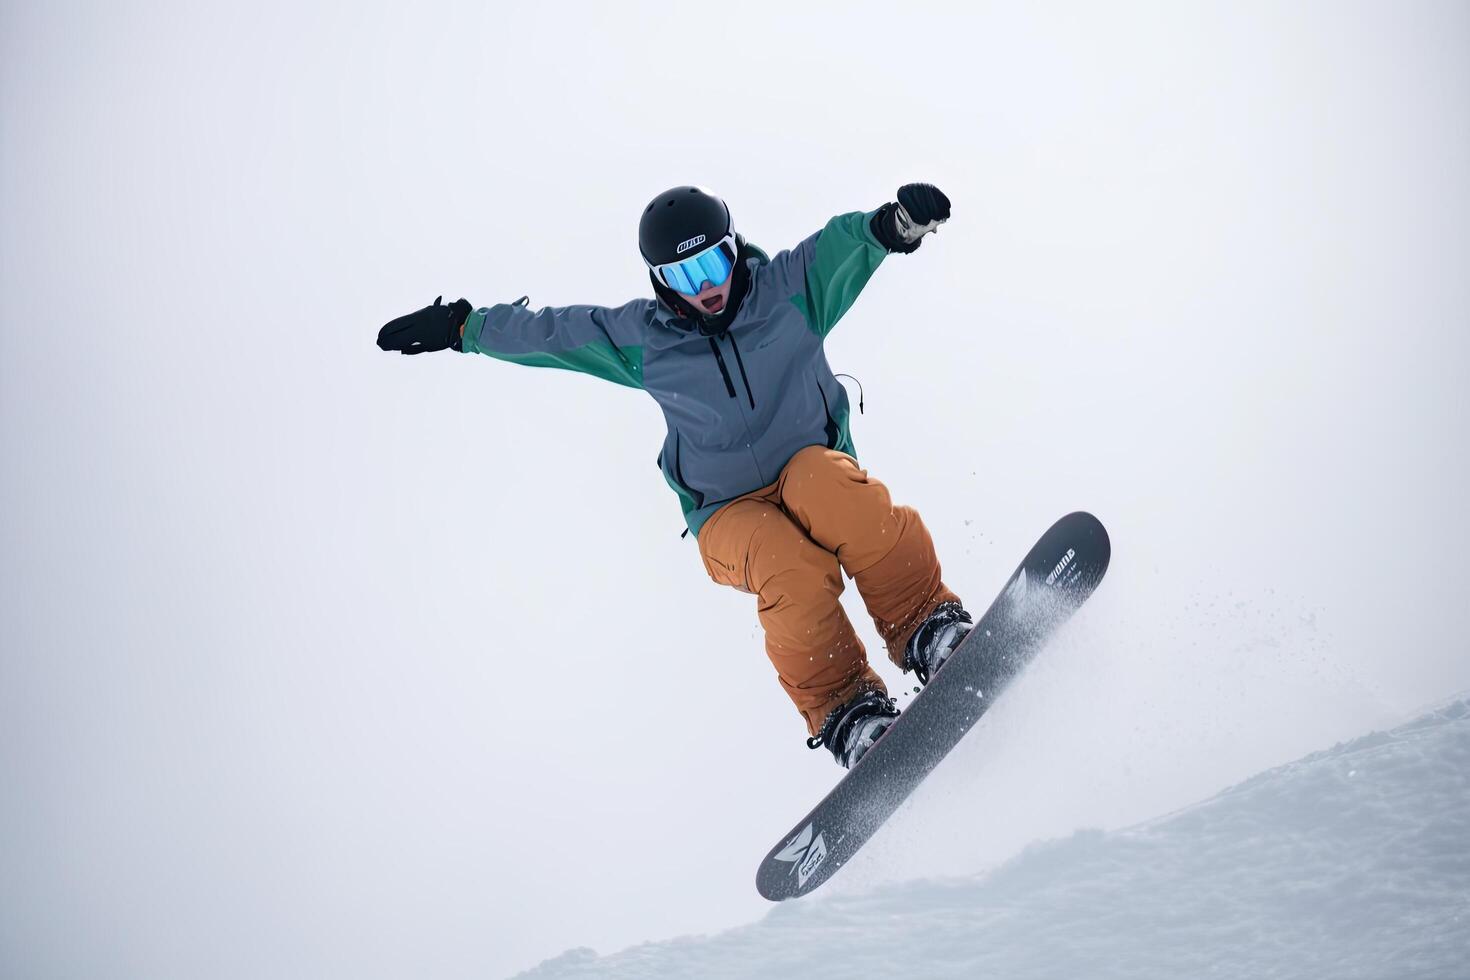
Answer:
[
  {"left": 376, "top": 296, "right": 474, "bottom": 355},
  {"left": 897, "top": 182, "right": 950, "bottom": 226},
  {"left": 870, "top": 182, "right": 951, "bottom": 253}
]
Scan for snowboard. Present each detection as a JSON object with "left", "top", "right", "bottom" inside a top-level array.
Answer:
[{"left": 756, "top": 511, "right": 1111, "bottom": 901}]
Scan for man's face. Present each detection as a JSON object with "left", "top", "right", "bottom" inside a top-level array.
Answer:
[{"left": 680, "top": 274, "right": 734, "bottom": 316}]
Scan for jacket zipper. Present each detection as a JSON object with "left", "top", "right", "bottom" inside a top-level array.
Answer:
[
  {"left": 726, "top": 334, "right": 756, "bottom": 410},
  {"left": 671, "top": 432, "right": 705, "bottom": 508},
  {"left": 705, "top": 331, "right": 767, "bottom": 488},
  {"left": 707, "top": 337, "right": 738, "bottom": 399},
  {"left": 814, "top": 374, "right": 841, "bottom": 449}
]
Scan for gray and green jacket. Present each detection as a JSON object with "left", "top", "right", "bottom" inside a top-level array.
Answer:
[{"left": 460, "top": 210, "right": 889, "bottom": 538}]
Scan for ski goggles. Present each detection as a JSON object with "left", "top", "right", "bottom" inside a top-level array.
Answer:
[{"left": 649, "top": 233, "right": 738, "bottom": 295}]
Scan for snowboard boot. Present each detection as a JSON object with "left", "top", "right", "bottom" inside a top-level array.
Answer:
[
  {"left": 808, "top": 689, "right": 900, "bottom": 769},
  {"left": 904, "top": 601, "right": 974, "bottom": 685}
]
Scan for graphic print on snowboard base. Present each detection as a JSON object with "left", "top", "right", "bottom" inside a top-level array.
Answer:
[{"left": 756, "top": 511, "right": 1111, "bottom": 901}]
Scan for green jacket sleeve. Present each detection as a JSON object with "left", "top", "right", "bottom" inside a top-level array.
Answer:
[
  {"left": 461, "top": 299, "right": 650, "bottom": 390},
  {"left": 769, "top": 211, "right": 889, "bottom": 338}
]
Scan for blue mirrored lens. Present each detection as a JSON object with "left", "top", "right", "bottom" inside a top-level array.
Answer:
[
  {"left": 660, "top": 242, "right": 733, "bottom": 295},
  {"left": 664, "top": 262, "right": 694, "bottom": 294}
]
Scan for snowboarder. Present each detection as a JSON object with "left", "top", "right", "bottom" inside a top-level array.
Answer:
[{"left": 377, "top": 184, "right": 971, "bottom": 768}]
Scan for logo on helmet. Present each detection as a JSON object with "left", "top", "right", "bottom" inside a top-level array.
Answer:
[{"left": 676, "top": 234, "right": 707, "bottom": 254}]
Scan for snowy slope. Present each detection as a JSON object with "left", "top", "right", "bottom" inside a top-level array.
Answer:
[{"left": 515, "top": 699, "right": 1470, "bottom": 980}]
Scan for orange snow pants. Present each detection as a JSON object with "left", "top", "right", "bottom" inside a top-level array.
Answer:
[{"left": 697, "top": 446, "right": 962, "bottom": 736}]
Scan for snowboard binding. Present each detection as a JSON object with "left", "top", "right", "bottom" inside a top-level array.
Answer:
[
  {"left": 904, "top": 601, "right": 975, "bottom": 685},
  {"left": 808, "top": 689, "right": 901, "bottom": 769}
]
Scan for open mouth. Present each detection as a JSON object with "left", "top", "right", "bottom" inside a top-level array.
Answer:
[{"left": 701, "top": 295, "right": 725, "bottom": 313}]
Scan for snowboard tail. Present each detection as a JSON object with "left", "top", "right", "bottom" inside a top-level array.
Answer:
[{"left": 755, "top": 511, "right": 1110, "bottom": 901}]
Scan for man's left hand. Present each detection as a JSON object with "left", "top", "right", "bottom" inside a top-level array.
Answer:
[{"left": 871, "top": 182, "right": 951, "bottom": 253}]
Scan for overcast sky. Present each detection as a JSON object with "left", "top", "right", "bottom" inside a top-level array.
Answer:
[{"left": 3, "top": 2, "right": 1467, "bottom": 978}]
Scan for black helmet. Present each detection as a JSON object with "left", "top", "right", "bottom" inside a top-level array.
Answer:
[{"left": 638, "top": 186, "right": 734, "bottom": 267}]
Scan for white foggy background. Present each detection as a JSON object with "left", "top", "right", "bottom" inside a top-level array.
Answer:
[{"left": 2, "top": 1, "right": 1467, "bottom": 978}]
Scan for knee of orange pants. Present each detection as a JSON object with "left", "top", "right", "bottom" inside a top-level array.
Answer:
[
  {"left": 759, "top": 560, "right": 882, "bottom": 734},
  {"left": 777, "top": 446, "right": 904, "bottom": 577},
  {"left": 698, "top": 495, "right": 884, "bottom": 736},
  {"left": 774, "top": 446, "right": 961, "bottom": 664}
]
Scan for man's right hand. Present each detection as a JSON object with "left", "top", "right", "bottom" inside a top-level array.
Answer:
[{"left": 376, "top": 296, "right": 473, "bottom": 355}]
